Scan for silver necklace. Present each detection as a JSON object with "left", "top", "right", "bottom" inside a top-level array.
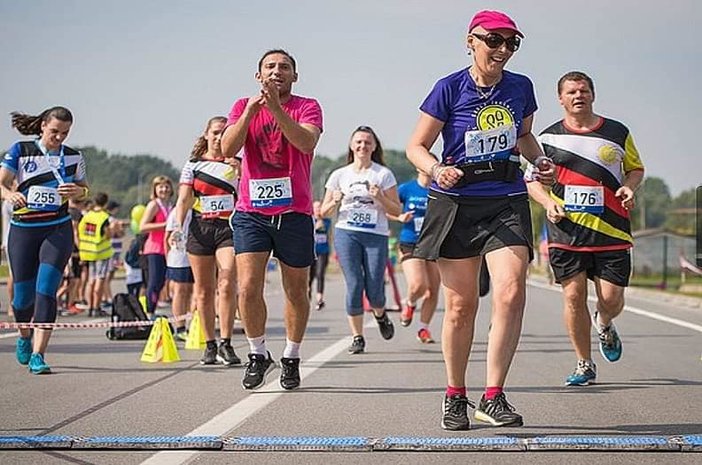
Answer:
[{"left": 470, "top": 69, "right": 500, "bottom": 99}]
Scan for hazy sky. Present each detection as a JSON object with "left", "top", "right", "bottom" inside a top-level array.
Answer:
[{"left": 1, "top": 0, "right": 699, "bottom": 195}]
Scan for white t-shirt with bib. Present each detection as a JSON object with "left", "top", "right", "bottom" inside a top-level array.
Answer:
[
  {"left": 165, "top": 209, "right": 191, "bottom": 269},
  {"left": 325, "top": 162, "right": 397, "bottom": 236}
]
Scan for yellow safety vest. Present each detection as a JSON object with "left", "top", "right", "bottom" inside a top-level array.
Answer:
[{"left": 78, "top": 209, "right": 113, "bottom": 261}]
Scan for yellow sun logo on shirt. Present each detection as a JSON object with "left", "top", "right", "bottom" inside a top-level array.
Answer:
[
  {"left": 598, "top": 144, "right": 622, "bottom": 165},
  {"left": 223, "top": 167, "right": 236, "bottom": 180},
  {"left": 476, "top": 104, "right": 515, "bottom": 131}
]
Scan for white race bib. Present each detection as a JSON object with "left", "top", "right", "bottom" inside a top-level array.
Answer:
[
  {"left": 27, "top": 186, "right": 61, "bottom": 211},
  {"left": 249, "top": 177, "right": 292, "bottom": 208},
  {"left": 347, "top": 207, "right": 378, "bottom": 229},
  {"left": 413, "top": 216, "right": 425, "bottom": 233},
  {"left": 201, "top": 194, "right": 234, "bottom": 218},
  {"left": 463, "top": 125, "right": 517, "bottom": 163},
  {"left": 564, "top": 185, "right": 604, "bottom": 213}
]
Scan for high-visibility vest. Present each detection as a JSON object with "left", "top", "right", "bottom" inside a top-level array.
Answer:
[{"left": 78, "top": 209, "right": 113, "bottom": 261}]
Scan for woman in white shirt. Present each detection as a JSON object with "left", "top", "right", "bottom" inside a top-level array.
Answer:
[{"left": 321, "top": 126, "right": 401, "bottom": 354}]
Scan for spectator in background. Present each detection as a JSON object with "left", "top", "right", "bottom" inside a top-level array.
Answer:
[
  {"left": 78, "top": 192, "right": 114, "bottom": 317},
  {"left": 103, "top": 200, "right": 125, "bottom": 308},
  {"left": 139, "top": 176, "right": 174, "bottom": 317},
  {"left": 309, "top": 200, "right": 332, "bottom": 311}
]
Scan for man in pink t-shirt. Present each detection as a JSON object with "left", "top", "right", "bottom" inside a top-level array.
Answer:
[{"left": 221, "top": 49, "right": 323, "bottom": 392}]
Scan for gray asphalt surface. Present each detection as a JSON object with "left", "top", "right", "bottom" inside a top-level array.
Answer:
[{"left": 0, "top": 269, "right": 700, "bottom": 465}]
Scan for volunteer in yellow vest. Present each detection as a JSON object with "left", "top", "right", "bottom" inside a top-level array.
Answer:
[{"left": 79, "top": 192, "right": 114, "bottom": 317}]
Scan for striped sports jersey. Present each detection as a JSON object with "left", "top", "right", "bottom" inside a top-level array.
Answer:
[
  {"left": 179, "top": 159, "right": 238, "bottom": 220},
  {"left": 537, "top": 117, "right": 644, "bottom": 251},
  {"left": 2, "top": 140, "right": 86, "bottom": 227}
]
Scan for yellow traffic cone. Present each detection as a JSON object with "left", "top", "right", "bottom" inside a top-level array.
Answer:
[
  {"left": 160, "top": 318, "right": 180, "bottom": 363},
  {"left": 185, "top": 311, "right": 206, "bottom": 350},
  {"left": 141, "top": 318, "right": 180, "bottom": 363},
  {"left": 140, "top": 318, "right": 164, "bottom": 363}
]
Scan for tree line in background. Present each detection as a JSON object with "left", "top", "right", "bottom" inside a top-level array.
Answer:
[{"left": 77, "top": 146, "right": 697, "bottom": 241}]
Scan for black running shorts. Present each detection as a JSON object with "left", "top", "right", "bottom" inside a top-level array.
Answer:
[
  {"left": 548, "top": 248, "right": 631, "bottom": 287},
  {"left": 413, "top": 192, "right": 533, "bottom": 261}
]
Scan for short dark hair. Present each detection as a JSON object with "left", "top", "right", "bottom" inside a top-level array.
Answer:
[
  {"left": 557, "top": 71, "right": 595, "bottom": 97},
  {"left": 258, "top": 49, "right": 297, "bottom": 72},
  {"left": 94, "top": 192, "right": 109, "bottom": 207}
]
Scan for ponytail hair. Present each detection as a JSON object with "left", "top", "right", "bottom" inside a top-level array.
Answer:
[
  {"left": 10, "top": 106, "right": 73, "bottom": 136},
  {"left": 191, "top": 116, "right": 228, "bottom": 161}
]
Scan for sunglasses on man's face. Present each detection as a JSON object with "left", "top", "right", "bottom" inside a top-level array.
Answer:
[{"left": 471, "top": 33, "right": 521, "bottom": 52}]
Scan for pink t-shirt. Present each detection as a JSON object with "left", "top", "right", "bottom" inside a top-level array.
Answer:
[
  {"left": 142, "top": 199, "right": 171, "bottom": 256},
  {"left": 227, "top": 95, "right": 323, "bottom": 216}
]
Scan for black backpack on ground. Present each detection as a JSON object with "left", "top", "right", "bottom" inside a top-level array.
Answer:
[{"left": 106, "top": 293, "right": 151, "bottom": 340}]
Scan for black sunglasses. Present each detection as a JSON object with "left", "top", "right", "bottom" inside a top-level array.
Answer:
[{"left": 471, "top": 33, "right": 521, "bottom": 52}]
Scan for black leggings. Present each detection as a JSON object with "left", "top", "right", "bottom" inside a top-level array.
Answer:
[
  {"left": 309, "top": 253, "right": 329, "bottom": 295},
  {"left": 8, "top": 221, "right": 73, "bottom": 323}
]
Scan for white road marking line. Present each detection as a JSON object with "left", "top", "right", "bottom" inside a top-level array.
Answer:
[
  {"left": 140, "top": 320, "right": 376, "bottom": 465},
  {"left": 528, "top": 280, "right": 702, "bottom": 333}
]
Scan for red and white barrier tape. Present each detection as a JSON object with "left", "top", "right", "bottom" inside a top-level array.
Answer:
[{"left": 0, "top": 314, "right": 191, "bottom": 331}]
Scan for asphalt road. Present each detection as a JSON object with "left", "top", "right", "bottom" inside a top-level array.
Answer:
[{"left": 0, "top": 269, "right": 700, "bottom": 465}]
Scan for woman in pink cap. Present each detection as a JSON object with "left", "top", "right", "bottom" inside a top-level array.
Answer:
[{"left": 406, "top": 10, "right": 553, "bottom": 430}]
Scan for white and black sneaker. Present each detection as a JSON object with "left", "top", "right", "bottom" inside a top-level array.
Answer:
[
  {"left": 242, "top": 352, "right": 275, "bottom": 390},
  {"left": 441, "top": 394, "right": 473, "bottom": 431},
  {"left": 217, "top": 342, "right": 242, "bottom": 366},
  {"left": 279, "top": 357, "right": 301, "bottom": 390},
  {"left": 347, "top": 335, "right": 366, "bottom": 354},
  {"left": 200, "top": 344, "right": 219, "bottom": 365},
  {"left": 474, "top": 393, "right": 523, "bottom": 427}
]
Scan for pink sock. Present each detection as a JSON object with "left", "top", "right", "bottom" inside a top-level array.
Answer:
[
  {"left": 485, "top": 386, "right": 503, "bottom": 400},
  {"left": 446, "top": 385, "right": 466, "bottom": 397}
]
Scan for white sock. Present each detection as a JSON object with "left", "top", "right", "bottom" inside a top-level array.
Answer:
[
  {"left": 247, "top": 335, "right": 267, "bottom": 355},
  {"left": 419, "top": 322, "right": 429, "bottom": 331},
  {"left": 283, "top": 339, "right": 301, "bottom": 359}
]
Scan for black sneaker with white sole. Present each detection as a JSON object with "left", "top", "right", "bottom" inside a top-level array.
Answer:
[
  {"left": 474, "top": 393, "right": 523, "bottom": 427},
  {"left": 441, "top": 394, "right": 474, "bottom": 431},
  {"left": 242, "top": 352, "right": 275, "bottom": 390},
  {"left": 374, "top": 312, "right": 395, "bottom": 340},
  {"left": 279, "top": 357, "right": 301, "bottom": 390},
  {"left": 347, "top": 335, "right": 366, "bottom": 354},
  {"left": 200, "top": 344, "right": 218, "bottom": 365},
  {"left": 217, "top": 342, "right": 241, "bottom": 366}
]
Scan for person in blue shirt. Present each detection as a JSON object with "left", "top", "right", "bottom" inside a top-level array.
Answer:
[
  {"left": 406, "top": 10, "right": 553, "bottom": 430},
  {"left": 309, "top": 200, "right": 332, "bottom": 311},
  {"left": 391, "top": 171, "right": 440, "bottom": 344},
  {"left": 0, "top": 106, "right": 89, "bottom": 375}
]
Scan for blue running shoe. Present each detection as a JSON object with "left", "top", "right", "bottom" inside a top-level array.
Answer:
[
  {"left": 16, "top": 337, "right": 32, "bottom": 365},
  {"left": 28, "top": 353, "right": 51, "bottom": 375},
  {"left": 594, "top": 312, "right": 622, "bottom": 363},
  {"left": 565, "top": 360, "right": 597, "bottom": 386}
]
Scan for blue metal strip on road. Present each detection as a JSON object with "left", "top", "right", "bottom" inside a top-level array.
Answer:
[
  {"left": 0, "top": 435, "right": 73, "bottom": 449},
  {"left": 72, "top": 435, "right": 222, "bottom": 449},
  {"left": 222, "top": 436, "right": 371, "bottom": 451},
  {"left": 378, "top": 436, "right": 523, "bottom": 451},
  {"left": 0, "top": 435, "right": 700, "bottom": 452},
  {"left": 526, "top": 435, "right": 673, "bottom": 451}
]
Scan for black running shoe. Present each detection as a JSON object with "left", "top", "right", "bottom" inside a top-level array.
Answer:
[
  {"left": 217, "top": 342, "right": 241, "bottom": 366},
  {"left": 279, "top": 357, "right": 301, "bottom": 390},
  {"left": 441, "top": 394, "right": 474, "bottom": 431},
  {"left": 474, "top": 393, "right": 523, "bottom": 427},
  {"left": 242, "top": 352, "right": 275, "bottom": 390},
  {"left": 200, "top": 344, "right": 218, "bottom": 365},
  {"left": 374, "top": 312, "right": 395, "bottom": 340},
  {"left": 347, "top": 335, "right": 366, "bottom": 354}
]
